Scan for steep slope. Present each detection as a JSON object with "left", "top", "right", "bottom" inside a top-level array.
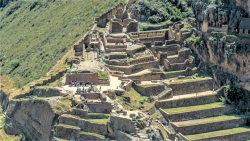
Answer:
[{"left": 0, "top": 0, "right": 126, "bottom": 88}]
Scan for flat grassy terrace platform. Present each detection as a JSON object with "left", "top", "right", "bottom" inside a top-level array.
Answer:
[
  {"left": 81, "top": 131, "right": 105, "bottom": 138},
  {"left": 163, "top": 102, "right": 225, "bottom": 114},
  {"left": 185, "top": 127, "right": 250, "bottom": 140},
  {"left": 174, "top": 114, "right": 247, "bottom": 127},
  {"left": 62, "top": 114, "right": 108, "bottom": 124}
]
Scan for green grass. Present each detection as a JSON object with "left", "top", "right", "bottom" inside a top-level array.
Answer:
[
  {"left": 85, "top": 52, "right": 89, "bottom": 59},
  {"left": 81, "top": 131, "right": 105, "bottom": 138},
  {"left": 158, "top": 124, "right": 169, "bottom": 138},
  {"left": 165, "top": 69, "right": 185, "bottom": 74},
  {"left": 88, "top": 113, "right": 110, "bottom": 116},
  {"left": 128, "top": 88, "right": 148, "bottom": 101},
  {"left": 185, "top": 127, "right": 250, "bottom": 140},
  {"left": 98, "top": 70, "right": 107, "bottom": 79},
  {"left": 96, "top": 26, "right": 106, "bottom": 32},
  {"left": 176, "top": 114, "right": 247, "bottom": 127},
  {"left": 0, "top": 0, "right": 126, "bottom": 88},
  {"left": 169, "top": 76, "right": 212, "bottom": 83},
  {"left": 58, "top": 124, "right": 80, "bottom": 129},
  {"left": 140, "top": 84, "right": 161, "bottom": 87},
  {"left": 163, "top": 102, "right": 225, "bottom": 114},
  {"left": 151, "top": 113, "right": 159, "bottom": 118},
  {"left": 87, "top": 118, "right": 108, "bottom": 124}
]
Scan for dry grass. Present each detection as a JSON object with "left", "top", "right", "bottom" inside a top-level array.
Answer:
[
  {"left": 176, "top": 114, "right": 246, "bottom": 127},
  {"left": 52, "top": 98, "right": 72, "bottom": 115},
  {"left": 116, "top": 88, "right": 153, "bottom": 111}
]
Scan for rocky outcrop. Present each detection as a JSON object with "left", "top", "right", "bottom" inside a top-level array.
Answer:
[
  {"left": 4, "top": 99, "right": 55, "bottom": 140},
  {"left": 0, "top": 90, "right": 56, "bottom": 141}
]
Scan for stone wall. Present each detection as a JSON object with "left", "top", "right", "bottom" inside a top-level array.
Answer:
[
  {"left": 172, "top": 117, "right": 249, "bottom": 135},
  {"left": 109, "top": 54, "right": 127, "bottom": 60},
  {"left": 156, "top": 87, "right": 225, "bottom": 109},
  {"left": 95, "top": 3, "right": 124, "bottom": 26},
  {"left": 108, "top": 60, "right": 159, "bottom": 74},
  {"left": 79, "top": 132, "right": 106, "bottom": 141},
  {"left": 166, "top": 79, "right": 214, "bottom": 96},
  {"left": 153, "top": 44, "right": 181, "bottom": 55},
  {"left": 67, "top": 109, "right": 88, "bottom": 118},
  {"left": 158, "top": 89, "right": 173, "bottom": 100},
  {"left": 167, "top": 48, "right": 191, "bottom": 64},
  {"left": 126, "top": 45, "right": 146, "bottom": 56},
  {"left": 162, "top": 67, "right": 197, "bottom": 79},
  {"left": 108, "top": 60, "right": 128, "bottom": 66},
  {"left": 65, "top": 73, "right": 99, "bottom": 85},
  {"left": 109, "top": 115, "right": 135, "bottom": 133},
  {"left": 78, "top": 119, "right": 107, "bottom": 135},
  {"left": 77, "top": 93, "right": 100, "bottom": 99},
  {"left": 85, "top": 102, "right": 112, "bottom": 113},
  {"left": 164, "top": 56, "right": 195, "bottom": 71},
  {"left": 128, "top": 71, "right": 162, "bottom": 81},
  {"left": 110, "top": 19, "right": 123, "bottom": 33},
  {"left": 194, "top": 130, "right": 250, "bottom": 141},
  {"left": 127, "top": 21, "right": 138, "bottom": 32},
  {"left": 121, "top": 79, "right": 133, "bottom": 91},
  {"left": 129, "top": 56, "right": 154, "bottom": 65},
  {"left": 132, "top": 83, "right": 165, "bottom": 96},
  {"left": 56, "top": 125, "right": 80, "bottom": 140},
  {"left": 159, "top": 105, "right": 235, "bottom": 122},
  {"left": 35, "top": 70, "right": 67, "bottom": 86}
]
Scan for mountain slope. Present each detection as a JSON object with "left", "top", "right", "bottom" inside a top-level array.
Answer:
[{"left": 0, "top": 0, "right": 126, "bottom": 88}]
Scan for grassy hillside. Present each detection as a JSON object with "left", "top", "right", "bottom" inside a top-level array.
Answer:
[{"left": 0, "top": 0, "right": 126, "bottom": 88}]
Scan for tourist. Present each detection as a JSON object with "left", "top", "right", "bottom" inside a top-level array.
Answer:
[
  {"left": 134, "top": 39, "right": 136, "bottom": 44},
  {"left": 165, "top": 121, "right": 168, "bottom": 126},
  {"left": 213, "top": 88, "right": 214, "bottom": 92},
  {"left": 119, "top": 42, "right": 120, "bottom": 45},
  {"left": 149, "top": 121, "right": 151, "bottom": 126},
  {"left": 99, "top": 86, "right": 101, "bottom": 91},
  {"left": 132, "top": 40, "right": 134, "bottom": 44}
]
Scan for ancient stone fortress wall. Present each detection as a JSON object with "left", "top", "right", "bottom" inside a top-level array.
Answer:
[
  {"left": 157, "top": 51, "right": 168, "bottom": 65},
  {"left": 108, "top": 59, "right": 128, "bottom": 66},
  {"left": 110, "top": 17, "right": 138, "bottom": 33},
  {"left": 153, "top": 44, "right": 181, "bottom": 55},
  {"left": 165, "top": 79, "right": 214, "bottom": 96},
  {"left": 129, "top": 56, "right": 154, "bottom": 65},
  {"left": 76, "top": 93, "right": 101, "bottom": 99},
  {"left": 158, "top": 89, "right": 173, "bottom": 100},
  {"left": 95, "top": 3, "right": 124, "bottom": 27},
  {"left": 120, "top": 79, "right": 133, "bottom": 91},
  {"left": 126, "top": 44, "right": 146, "bottom": 56},
  {"left": 201, "top": 20, "right": 229, "bottom": 33},
  {"left": 109, "top": 53, "right": 127, "bottom": 60},
  {"left": 128, "top": 71, "right": 163, "bottom": 81},
  {"left": 65, "top": 72, "right": 99, "bottom": 85},
  {"left": 109, "top": 114, "right": 136, "bottom": 133},
  {"left": 164, "top": 56, "right": 195, "bottom": 71},
  {"left": 167, "top": 48, "right": 191, "bottom": 64},
  {"left": 132, "top": 83, "right": 165, "bottom": 96}
]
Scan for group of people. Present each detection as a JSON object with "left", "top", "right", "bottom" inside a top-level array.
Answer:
[
  {"left": 131, "top": 39, "right": 137, "bottom": 45},
  {"left": 115, "top": 42, "right": 124, "bottom": 45},
  {"left": 68, "top": 81, "right": 93, "bottom": 87},
  {"left": 76, "top": 87, "right": 92, "bottom": 93}
]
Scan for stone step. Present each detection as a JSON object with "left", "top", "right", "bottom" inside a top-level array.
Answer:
[
  {"left": 183, "top": 126, "right": 250, "bottom": 141},
  {"left": 156, "top": 90, "right": 219, "bottom": 109},
  {"left": 159, "top": 102, "right": 235, "bottom": 122},
  {"left": 172, "top": 114, "right": 250, "bottom": 135}
]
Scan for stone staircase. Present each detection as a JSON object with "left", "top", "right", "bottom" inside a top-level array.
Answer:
[
  {"left": 55, "top": 110, "right": 109, "bottom": 141},
  {"left": 131, "top": 120, "right": 150, "bottom": 140}
]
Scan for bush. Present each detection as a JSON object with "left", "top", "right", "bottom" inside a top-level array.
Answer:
[
  {"left": 10, "top": 59, "right": 20, "bottom": 68},
  {"left": 41, "top": 64, "right": 48, "bottom": 70}
]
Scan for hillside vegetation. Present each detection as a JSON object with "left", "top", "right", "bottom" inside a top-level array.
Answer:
[{"left": 0, "top": 0, "right": 126, "bottom": 88}]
